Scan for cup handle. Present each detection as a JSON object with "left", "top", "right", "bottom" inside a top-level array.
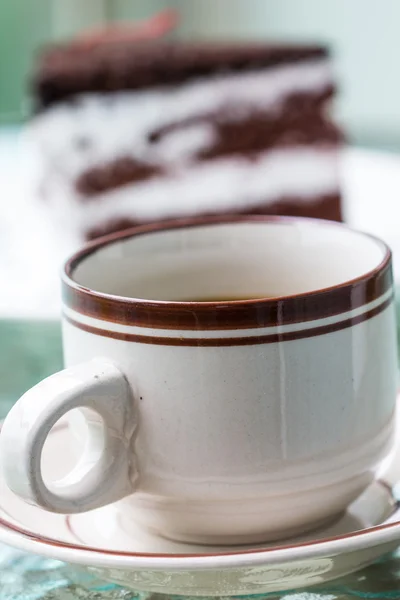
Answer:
[{"left": 0, "top": 358, "right": 137, "bottom": 513}]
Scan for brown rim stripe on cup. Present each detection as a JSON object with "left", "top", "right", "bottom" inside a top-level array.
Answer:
[
  {"left": 63, "top": 215, "right": 393, "bottom": 331},
  {"left": 63, "top": 294, "right": 393, "bottom": 346}
]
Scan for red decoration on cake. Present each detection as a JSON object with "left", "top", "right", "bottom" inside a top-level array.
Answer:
[{"left": 75, "top": 10, "right": 178, "bottom": 48}]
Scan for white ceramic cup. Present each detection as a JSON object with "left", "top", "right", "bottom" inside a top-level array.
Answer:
[{"left": 1, "top": 216, "right": 398, "bottom": 545}]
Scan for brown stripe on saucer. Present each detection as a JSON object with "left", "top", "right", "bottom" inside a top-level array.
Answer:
[
  {"left": 0, "top": 410, "right": 399, "bottom": 558},
  {"left": 63, "top": 294, "right": 393, "bottom": 346},
  {"left": 0, "top": 442, "right": 398, "bottom": 560}
]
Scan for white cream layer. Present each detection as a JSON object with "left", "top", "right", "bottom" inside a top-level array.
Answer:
[
  {"left": 30, "top": 59, "right": 333, "bottom": 178},
  {"left": 46, "top": 146, "right": 339, "bottom": 232}
]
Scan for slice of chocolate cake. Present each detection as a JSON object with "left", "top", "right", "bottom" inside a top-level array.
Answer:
[{"left": 30, "top": 37, "right": 343, "bottom": 240}]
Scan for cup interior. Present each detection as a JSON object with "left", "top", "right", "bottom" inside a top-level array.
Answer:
[{"left": 69, "top": 218, "right": 388, "bottom": 302}]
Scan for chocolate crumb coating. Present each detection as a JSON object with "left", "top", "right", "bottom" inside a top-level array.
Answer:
[{"left": 34, "top": 40, "right": 328, "bottom": 110}]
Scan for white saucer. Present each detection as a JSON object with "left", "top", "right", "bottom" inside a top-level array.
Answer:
[{"left": 1, "top": 410, "right": 400, "bottom": 596}]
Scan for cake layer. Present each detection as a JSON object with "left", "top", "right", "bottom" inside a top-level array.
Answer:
[
  {"left": 30, "top": 58, "right": 335, "bottom": 184},
  {"left": 77, "top": 158, "right": 161, "bottom": 196},
  {"left": 43, "top": 146, "right": 340, "bottom": 234},
  {"left": 198, "top": 109, "right": 340, "bottom": 160},
  {"left": 150, "top": 85, "right": 334, "bottom": 143},
  {"left": 85, "top": 193, "right": 342, "bottom": 241},
  {"left": 76, "top": 113, "right": 340, "bottom": 197},
  {"left": 35, "top": 40, "right": 328, "bottom": 109}
]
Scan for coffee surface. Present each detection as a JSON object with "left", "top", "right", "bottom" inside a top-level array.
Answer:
[{"left": 182, "top": 295, "right": 270, "bottom": 302}]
